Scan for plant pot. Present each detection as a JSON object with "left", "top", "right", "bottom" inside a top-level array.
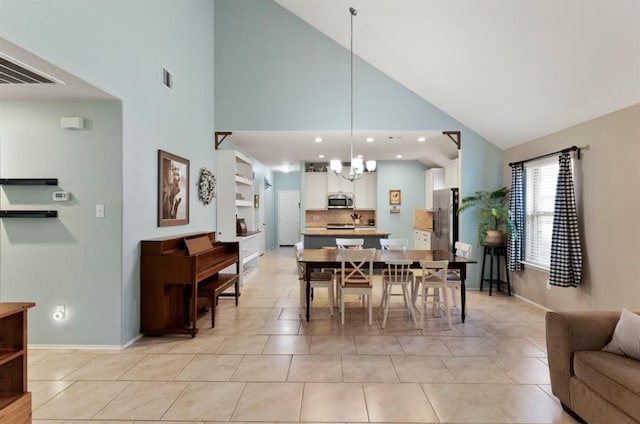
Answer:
[{"left": 485, "top": 230, "right": 505, "bottom": 246}]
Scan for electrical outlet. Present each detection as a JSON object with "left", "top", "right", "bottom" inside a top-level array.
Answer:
[{"left": 96, "top": 204, "right": 105, "bottom": 218}]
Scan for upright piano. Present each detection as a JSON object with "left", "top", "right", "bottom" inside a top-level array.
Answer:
[{"left": 140, "top": 231, "right": 239, "bottom": 336}]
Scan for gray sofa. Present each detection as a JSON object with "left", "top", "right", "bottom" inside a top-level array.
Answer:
[{"left": 546, "top": 311, "right": 640, "bottom": 424}]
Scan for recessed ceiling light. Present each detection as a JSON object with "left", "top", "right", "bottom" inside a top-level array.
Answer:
[
  {"left": 318, "top": 154, "right": 325, "bottom": 158},
  {"left": 314, "top": 137, "right": 323, "bottom": 143},
  {"left": 366, "top": 137, "right": 374, "bottom": 142},
  {"left": 357, "top": 154, "right": 363, "bottom": 158},
  {"left": 396, "top": 154, "right": 403, "bottom": 159},
  {"left": 418, "top": 137, "right": 426, "bottom": 142}
]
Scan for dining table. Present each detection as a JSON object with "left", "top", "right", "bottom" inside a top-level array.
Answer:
[{"left": 298, "top": 248, "right": 477, "bottom": 323}]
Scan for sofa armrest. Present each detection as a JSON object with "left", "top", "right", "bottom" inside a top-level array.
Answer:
[{"left": 545, "top": 310, "right": 621, "bottom": 407}]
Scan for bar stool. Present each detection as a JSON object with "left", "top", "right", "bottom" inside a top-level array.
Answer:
[{"left": 479, "top": 243, "right": 511, "bottom": 296}]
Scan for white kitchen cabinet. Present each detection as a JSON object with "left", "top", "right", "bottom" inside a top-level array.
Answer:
[
  {"left": 414, "top": 229, "right": 432, "bottom": 249},
  {"left": 424, "top": 168, "right": 444, "bottom": 210},
  {"left": 305, "top": 172, "right": 327, "bottom": 209},
  {"left": 353, "top": 173, "right": 376, "bottom": 209},
  {"left": 444, "top": 158, "right": 459, "bottom": 188},
  {"left": 327, "top": 167, "right": 354, "bottom": 194},
  {"left": 216, "top": 150, "right": 254, "bottom": 242}
]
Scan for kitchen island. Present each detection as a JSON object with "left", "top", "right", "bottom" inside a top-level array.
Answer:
[{"left": 302, "top": 228, "right": 390, "bottom": 249}]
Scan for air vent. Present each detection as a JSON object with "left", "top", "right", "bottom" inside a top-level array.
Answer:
[
  {"left": 0, "top": 55, "right": 56, "bottom": 84},
  {"left": 162, "top": 66, "right": 173, "bottom": 89}
]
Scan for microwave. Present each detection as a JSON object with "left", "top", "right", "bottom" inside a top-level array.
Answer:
[{"left": 327, "top": 193, "right": 354, "bottom": 209}]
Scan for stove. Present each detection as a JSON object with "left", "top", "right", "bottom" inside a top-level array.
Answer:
[{"left": 326, "top": 223, "right": 355, "bottom": 230}]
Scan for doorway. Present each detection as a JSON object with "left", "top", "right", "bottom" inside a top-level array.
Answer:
[{"left": 278, "top": 190, "right": 300, "bottom": 246}]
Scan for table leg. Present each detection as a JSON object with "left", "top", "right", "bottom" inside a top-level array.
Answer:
[
  {"left": 479, "top": 247, "right": 487, "bottom": 292},
  {"left": 460, "top": 265, "right": 467, "bottom": 323},
  {"left": 305, "top": 263, "right": 311, "bottom": 321},
  {"left": 489, "top": 247, "right": 495, "bottom": 296}
]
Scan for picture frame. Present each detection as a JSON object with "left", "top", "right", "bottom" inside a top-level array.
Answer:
[
  {"left": 389, "top": 189, "right": 401, "bottom": 205},
  {"left": 158, "top": 150, "right": 189, "bottom": 227}
]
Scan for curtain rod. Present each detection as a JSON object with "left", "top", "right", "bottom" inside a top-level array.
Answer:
[{"left": 509, "top": 145, "right": 580, "bottom": 167}]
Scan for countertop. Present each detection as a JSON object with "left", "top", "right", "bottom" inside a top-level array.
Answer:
[{"left": 302, "top": 228, "right": 390, "bottom": 236}]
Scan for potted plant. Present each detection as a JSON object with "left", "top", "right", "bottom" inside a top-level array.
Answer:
[{"left": 458, "top": 186, "right": 516, "bottom": 246}]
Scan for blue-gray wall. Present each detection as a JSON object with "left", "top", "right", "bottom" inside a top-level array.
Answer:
[
  {"left": 215, "top": 0, "right": 502, "bottom": 288},
  {"left": 1, "top": 0, "right": 216, "bottom": 346}
]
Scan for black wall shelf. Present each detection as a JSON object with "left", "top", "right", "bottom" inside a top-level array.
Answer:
[
  {"left": 0, "top": 178, "right": 58, "bottom": 185},
  {"left": 0, "top": 210, "right": 58, "bottom": 218}
]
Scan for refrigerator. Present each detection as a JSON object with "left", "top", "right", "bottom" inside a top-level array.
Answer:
[{"left": 432, "top": 188, "right": 459, "bottom": 252}]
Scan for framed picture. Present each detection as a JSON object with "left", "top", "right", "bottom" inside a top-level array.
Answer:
[
  {"left": 389, "top": 189, "right": 401, "bottom": 205},
  {"left": 158, "top": 150, "right": 189, "bottom": 227}
]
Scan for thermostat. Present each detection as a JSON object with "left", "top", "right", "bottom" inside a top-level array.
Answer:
[{"left": 52, "top": 191, "right": 70, "bottom": 202}]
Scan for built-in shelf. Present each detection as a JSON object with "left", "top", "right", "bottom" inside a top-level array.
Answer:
[
  {"left": 0, "top": 210, "right": 58, "bottom": 218},
  {"left": 0, "top": 178, "right": 58, "bottom": 185}
]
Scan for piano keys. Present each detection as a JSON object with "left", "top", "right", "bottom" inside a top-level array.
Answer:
[{"left": 140, "top": 231, "right": 240, "bottom": 336}]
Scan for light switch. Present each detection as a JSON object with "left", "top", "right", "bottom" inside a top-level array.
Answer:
[{"left": 96, "top": 204, "right": 105, "bottom": 218}]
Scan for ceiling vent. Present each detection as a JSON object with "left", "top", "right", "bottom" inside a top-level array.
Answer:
[{"left": 0, "top": 54, "right": 56, "bottom": 84}]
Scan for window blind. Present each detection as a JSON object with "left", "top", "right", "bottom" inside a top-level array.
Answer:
[{"left": 525, "top": 157, "right": 559, "bottom": 269}]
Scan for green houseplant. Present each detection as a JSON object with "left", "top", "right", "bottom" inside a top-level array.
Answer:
[{"left": 458, "top": 186, "right": 516, "bottom": 246}]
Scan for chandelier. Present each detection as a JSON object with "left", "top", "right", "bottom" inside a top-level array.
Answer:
[{"left": 329, "top": 7, "right": 376, "bottom": 182}]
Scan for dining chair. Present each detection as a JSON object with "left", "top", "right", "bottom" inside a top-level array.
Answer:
[
  {"left": 415, "top": 260, "right": 452, "bottom": 329},
  {"left": 337, "top": 248, "right": 376, "bottom": 325},
  {"left": 446, "top": 241, "right": 472, "bottom": 310},
  {"left": 379, "top": 259, "right": 417, "bottom": 329},
  {"left": 379, "top": 238, "right": 408, "bottom": 250},
  {"left": 294, "top": 242, "right": 335, "bottom": 316},
  {"left": 336, "top": 238, "right": 364, "bottom": 249}
]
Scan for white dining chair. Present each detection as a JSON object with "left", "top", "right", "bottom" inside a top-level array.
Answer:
[
  {"left": 379, "top": 259, "right": 417, "bottom": 329},
  {"left": 294, "top": 242, "right": 335, "bottom": 315},
  {"left": 337, "top": 248, "right": 376, "bottom": 325},
  {"left": 379, "top": 238, "right": 408, "bottom": 250},
  {"left": 415, "top": 260, "right": 452, "bottom": 329},
  {"left": 447, "top": 241, "right": 472, "bottom": 310},
  {"left": 336, "top": 238, "right": 364, "bottom": 249}
]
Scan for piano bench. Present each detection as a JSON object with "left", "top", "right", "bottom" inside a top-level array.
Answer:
[{"left": 197, "top": 273, "right": 240, "bottom": 328}]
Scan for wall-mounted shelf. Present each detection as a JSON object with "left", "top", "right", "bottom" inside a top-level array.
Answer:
[
  {"left": 0, "top": 178, "right": 58, "bottom": 185},
  {"left": 0, "top": 210, "right": 58, "bottom": 218}
]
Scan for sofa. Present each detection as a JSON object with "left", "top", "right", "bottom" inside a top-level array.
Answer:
[{"left": 546, "top": 311, "right": 640, "bottom": 424}]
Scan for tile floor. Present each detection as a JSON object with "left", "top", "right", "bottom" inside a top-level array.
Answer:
[{"left": 29, "top": 247, "right": 579, "bottom": 423}]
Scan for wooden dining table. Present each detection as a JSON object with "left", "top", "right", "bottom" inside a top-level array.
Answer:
[{"left": 299, "top": 248, "right": 477, "bottom": 323}]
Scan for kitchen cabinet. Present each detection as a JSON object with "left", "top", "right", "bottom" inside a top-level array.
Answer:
[
  {"left": 305, "top": 172, "right": 327, "bottom": 209},
  {"left": 327, "top": 168, "right": 354, "bottom": 194},
  {"left": 444, "top": 158, "right": 459, "bottom": 188},
  {"left": 216, "top": 150, "right": 254, "bottom": 242},
  {"left": 424, "top": 168, "right": 444, "bottom": 210},
  {"left": 353, "top": 174, "right": 376, "bottom": 209},
  {"left": 414, "top": 229, "right": 432, "bottom": 249},
  {"left": 0, "top": 302, "right": 35, "bottom": 424}
]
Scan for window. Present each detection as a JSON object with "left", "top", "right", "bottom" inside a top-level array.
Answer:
[{"left": 524, "top": 157, "right": 559, "bottom": 269}]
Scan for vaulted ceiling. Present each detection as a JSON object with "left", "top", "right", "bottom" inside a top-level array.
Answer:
[{"left": 275, "top": 0, "right": 640, "bottom": 149}]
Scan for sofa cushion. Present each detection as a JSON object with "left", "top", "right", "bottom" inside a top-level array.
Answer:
[
  {"left": 603, "top": 309, "right": 640, "bottom": 360},
  {"left": 574, "top": 350, "right": 640, "bottom": 421}
]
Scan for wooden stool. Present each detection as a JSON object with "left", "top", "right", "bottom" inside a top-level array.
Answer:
[
  {"left": 480, "top": 244, "right": 511, "bottom": 296},
  {"left": 197, "top": 273, "right": 239, "bottom": 328}
]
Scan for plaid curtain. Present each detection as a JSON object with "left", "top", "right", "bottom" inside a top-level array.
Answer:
[
  {"left": 507, "top": 163, "right": 524, "bottom": 271},
  {"left": 549, "top": 153, "right": 582, "bottom": 287}
]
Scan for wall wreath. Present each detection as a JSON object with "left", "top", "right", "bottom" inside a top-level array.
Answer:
[{"left": 197, "top": 167, "right": 216, "bottom": 205}]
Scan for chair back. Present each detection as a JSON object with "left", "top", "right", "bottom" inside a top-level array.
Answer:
[
  {"left": 384, "top": 259, "right": 413, "bottom": 283},
  {"left": 293, "top": 241, "right": 305, "bottom": 278},
  {"left": 339, "top": 248, "right": 376, "bottom": 285},
  {"left": 380, "top": 238, "right": 408, "bottom": 250},
  {"left": 419, "top": 260, "right": 449, "bottom": 284},
  {"left": 454, "top": 241, "right": 472, "bottom": 259},
  {"left": 336, "top": 238, "right": 364, "bottom": 249}
]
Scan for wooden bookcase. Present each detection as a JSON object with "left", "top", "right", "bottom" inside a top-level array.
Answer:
[{"left": 0, "top": 302, "right": 35, "bottom": 424}]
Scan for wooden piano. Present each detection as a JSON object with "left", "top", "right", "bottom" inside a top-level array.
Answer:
[{"left": 140, "top": 231, "right": 239, "bottom": 336}]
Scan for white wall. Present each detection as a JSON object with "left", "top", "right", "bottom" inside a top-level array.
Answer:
[
  {"left": 0, "top": 100, "right": 123, "bottom": 345},
  {"left": 503, "top": 104, "right": 640, "bottom": 311}
]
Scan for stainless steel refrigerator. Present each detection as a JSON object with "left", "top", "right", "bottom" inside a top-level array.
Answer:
[{"left": 432, "top": 188, "right": 459, "bottom": 252}]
